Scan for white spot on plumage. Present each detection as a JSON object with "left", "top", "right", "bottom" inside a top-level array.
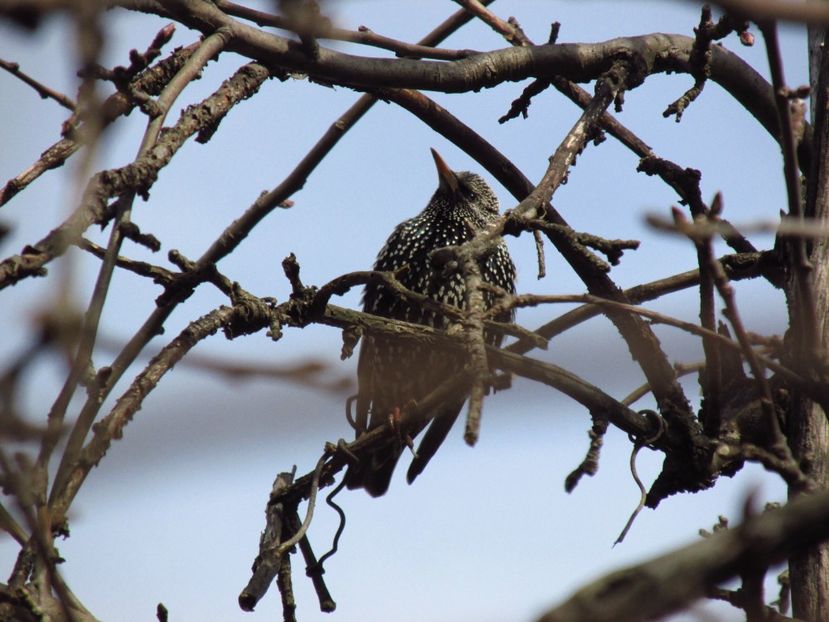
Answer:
[{"left": 348, "top": 155, "right": 518, "bottom": 496}]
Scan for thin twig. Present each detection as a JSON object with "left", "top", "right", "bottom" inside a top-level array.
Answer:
[
  {"left": 46, "top": 29, "right": 237, "bottom": 507},
  {"left": 647, "top": 212, "right": 829, "bottom": 239},
  {"left": 489, "top": 290, "right": 806, "bottom": 388},
  {"left": 622, "top": 362, "right": 705, "bottom": 407},
  {"left": 271, "top": 455, "right": 327, "bottom": 559},
  {"left": 49, "top": 304, "right": 240, "bottom": 520},
  {"left": 454, "top": 0, "right": 530, "bottom": 46},
  {"left": 0, "top": 450, "right": 86, "bottom": 622},
  {"left": 0, "top": 58, "right": 76, "bottom": 110},
  {"left": 674, "top": 208, "right": 800, "bottom": 472},
  {"left": 0, "top": 40, "right": 197, "bottom": 207},
  {"left": 615, "top": 413, "right": 666, "bottom": 545},
  {"left": 218, "top": 0, "right": 478, "bottom": 60}
]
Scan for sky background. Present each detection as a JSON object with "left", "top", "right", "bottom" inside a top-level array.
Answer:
[{"left": 0, "top": 1, "right": 807, "bottom": 620}]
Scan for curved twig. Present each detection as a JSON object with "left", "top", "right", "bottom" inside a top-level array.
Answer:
[
  {"left": 614, "top": 413, "right": 666, "bottom": 545},
  {"left": 272, "top": 455, "right": 328, "bottom": 558}
]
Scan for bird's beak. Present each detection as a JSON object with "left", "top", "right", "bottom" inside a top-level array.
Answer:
[{"left": 430, "top": 148, "right": 460, "bottom": 195}]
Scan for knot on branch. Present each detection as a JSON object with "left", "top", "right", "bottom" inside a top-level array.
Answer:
[
  {"left": 223, "top": 286, "right": 278, "bottom": 340},
  {"left": 645, "top": 425, "right": 716, "bottom": 508},
  {"left": 98, "top": 162, "right": 157, "bottom": 202},
  {"left": 604, "top": 55, "right": 642, "bottom": 92},
  {"left": 281, "top": 253, "right": 319, "bottom": 327},
  {"left": 155, "top": 250, "right": 208, "bottom": 306}
]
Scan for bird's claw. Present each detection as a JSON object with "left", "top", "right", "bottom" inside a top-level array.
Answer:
[{"left": 387, "top": 406, "right": 415, "bottom": 453}]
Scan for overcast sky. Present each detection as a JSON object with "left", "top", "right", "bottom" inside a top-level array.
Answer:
[{"left": 0, "top": 2, "right": 807, "bottom": 621}]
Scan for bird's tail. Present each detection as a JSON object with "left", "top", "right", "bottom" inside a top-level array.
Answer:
[
  {"left": 406, "top": 405, "right": 462, "bottom": 484},
  {"left": 344, "top": 445, "right": 403, "bottom": 497},
  {"left": 344, "top": 401, "right": 464, "bottom": 496}
]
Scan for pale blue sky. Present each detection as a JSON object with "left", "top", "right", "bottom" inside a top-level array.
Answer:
[{"left": 0, "top": 2, "right": 806, "bottom": 620}]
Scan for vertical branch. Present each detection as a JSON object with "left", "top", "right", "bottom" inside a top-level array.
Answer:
[
  {"left": 786, "top": 15, "right": 829, "bottom": 621},
  {"left": 276, "top": 554, "right": 297, "bottom": 622},
  {"left": 239, "top": 469, "right": 296, "bottom": 612},
  {"left": 688, "top": 186, "right": 721, "bottom": 438},
  {"left": 762, "top": 23, "right": 818, "bottom": 355},
  {"left": 458, "top": 254, "right": 489, "bottom": 445},
  {"left": 641, "top": 161, "right": 723, "bottom": 436}
]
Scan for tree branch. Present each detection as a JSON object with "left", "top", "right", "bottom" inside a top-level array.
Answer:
[{"left": 536, "top": 490, "right": 829, "bottom": 622}]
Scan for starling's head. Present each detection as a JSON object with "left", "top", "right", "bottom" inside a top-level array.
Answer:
[{"left": 429, "top": 148, "right": 499, "bottom": 224}]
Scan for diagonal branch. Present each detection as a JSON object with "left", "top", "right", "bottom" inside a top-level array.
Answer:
[
  {"left": 0, "top": 61, "right": 270, "bottom": 290},
  {"left": 0, "top": 30, "right": 195, "bottom": 208},
  {"left": 0, "top": 58, "right": 75, "bottom": 110},
  {"left": 537, "top": 490, "right": 829, "bottom": 622}
]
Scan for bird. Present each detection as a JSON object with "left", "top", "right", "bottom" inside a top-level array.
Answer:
[{"left": 344, "top": 148, "right": 516, "bottom": 496}]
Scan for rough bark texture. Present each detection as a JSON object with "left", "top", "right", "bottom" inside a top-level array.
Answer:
[{"left": 789, "top": 18, "right": 829, "bottom": 621}]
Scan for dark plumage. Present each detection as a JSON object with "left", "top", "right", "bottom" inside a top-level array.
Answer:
[{"left": 345, "top": 149, "right": 516, "bottom": 496}]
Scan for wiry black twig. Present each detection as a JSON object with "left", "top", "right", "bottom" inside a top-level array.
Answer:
[
  {"left": 615, "top": 412, "right": 665, "bottom": 545},
  {"left": 296, "top": 480, "right": 343, "bottom": 613}
]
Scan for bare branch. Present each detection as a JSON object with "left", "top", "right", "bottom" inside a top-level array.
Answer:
[
  {"left": 536, "top": 490, "right": 829, "bottom": 622},
  {"left": 0, "top": 57, "right": 75, "bottom": 110},
  {"left": 218, "top": 0, "right": 479, "bottom": 60},
  {"left": 0, "top": 61, "right": 270, "bottom": 290},
  {"left": 0, "top": 40, "right": 198, "bottom": 207}
]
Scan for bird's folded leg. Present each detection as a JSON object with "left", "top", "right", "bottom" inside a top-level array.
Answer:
[{"left": 388, "top": 405, "right": 416, "bottom": 453}]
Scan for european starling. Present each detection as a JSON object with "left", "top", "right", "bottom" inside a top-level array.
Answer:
[{"left": 345, "top": 149, "right": 516, "bottom": 496}]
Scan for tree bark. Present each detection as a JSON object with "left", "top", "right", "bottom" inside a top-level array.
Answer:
[{"left": 789, "top": 17, "right": 829, "bottom": 621}]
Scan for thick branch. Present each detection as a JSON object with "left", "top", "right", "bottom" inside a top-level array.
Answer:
[
  {"left": 121, "top": 1, "right": 793, "bottom": 154},
  {"left": 536, "top": 490, "right": 829, "bottom": 622}
]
